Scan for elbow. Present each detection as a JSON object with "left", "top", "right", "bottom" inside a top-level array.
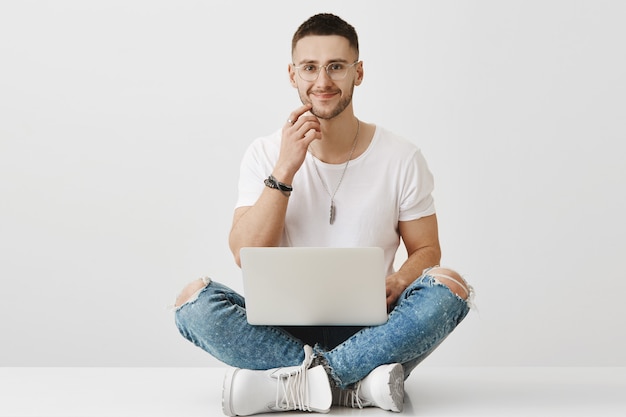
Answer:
[
  {"left": 229, "top": 239, "right": 243, "bottom": 268},
  {"left": 432, "top": 245, "right": 442, "bottom": 265},
  {"left": 233, "top": 250, "right": 242, "bottom": 268},
  {"left": 410, "top": 244, "right": 441, "bottom": 267},
  {"left": 430, "top": 245, "right": 442, "bottom": 267}
]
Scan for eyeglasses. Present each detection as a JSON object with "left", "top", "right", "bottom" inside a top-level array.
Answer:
[{"left": 293, "top": 61, "right": 359, "bottom": 82}]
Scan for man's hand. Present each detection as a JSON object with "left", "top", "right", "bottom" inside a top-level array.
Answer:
[
  {"left": 385, "top": 272, "right": 411, "bottom": 312},
  {"left": 273, "top": 104, "right": 321, "bottom": 183}
]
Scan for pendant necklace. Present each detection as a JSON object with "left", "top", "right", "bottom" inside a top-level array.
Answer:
[{"left": 309, "top": 119, "right": 360, "bottom": 225}]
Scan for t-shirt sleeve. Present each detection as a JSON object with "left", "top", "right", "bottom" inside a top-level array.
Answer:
[
  {"left": 398, "top": 148, "right": 436, "bottom": 221},
  {"left": 235, "top": 133, "right": 280, "bottom": 209}
]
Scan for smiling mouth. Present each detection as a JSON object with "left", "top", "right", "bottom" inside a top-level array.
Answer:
[{"left": 310, "top": 90, "right": 339, "bottom": 100}]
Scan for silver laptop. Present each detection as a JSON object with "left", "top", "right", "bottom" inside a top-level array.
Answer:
[{"left": 240, "top": 247, "right": 388, "bottom": 326}]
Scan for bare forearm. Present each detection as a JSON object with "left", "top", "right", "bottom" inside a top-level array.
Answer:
[
  {"left": 385, "top": 244, "right": 440, "bottom": 309},
  {"left": 229, "top": 188, "right": 290, "bottom": 266},
  {"left": 393, "top": 214, "right": 441, "bottom": 289},
  {"left": 394, "top": 245, "right": 441, "bottom": 288}
]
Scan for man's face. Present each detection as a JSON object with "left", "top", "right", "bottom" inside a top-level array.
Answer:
[{"left": 290, "top": 35, "right": 362, "bottom": 120}]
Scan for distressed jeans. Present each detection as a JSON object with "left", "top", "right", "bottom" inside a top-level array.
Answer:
[{"left": 174, "top": 269, "right": 472, "bottom": 388}]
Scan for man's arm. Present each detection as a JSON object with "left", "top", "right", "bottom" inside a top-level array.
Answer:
[
  {"left": 229, "top": 191, "right": 289, "bottom": 267},
  {"left": 385, "top": 213, "right": 441, "bottom": 309},
  {"left": 229, "top": 104, "right": 321, "bottom": 266}
]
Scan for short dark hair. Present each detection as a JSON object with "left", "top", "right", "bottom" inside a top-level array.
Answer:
[{"left": 291, "top": 13, "right": 359, "bottom": 58}]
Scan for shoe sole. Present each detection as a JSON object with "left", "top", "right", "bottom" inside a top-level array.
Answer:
[
  {"left": 387, "top": 363, "right": 405, "bottom": 412},
  {"left": 222, "top": 367, "right": 238, "bottom": 416}
]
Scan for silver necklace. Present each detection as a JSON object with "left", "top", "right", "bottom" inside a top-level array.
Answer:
[{"left": 309, "top": 119, "right": 360, "bottom": 225}]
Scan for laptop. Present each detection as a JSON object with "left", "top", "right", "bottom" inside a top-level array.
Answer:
[{"left": 240, "top": 247, "right": 388, "bottom": 326}]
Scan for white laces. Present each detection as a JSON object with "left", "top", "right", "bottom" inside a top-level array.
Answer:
[
  {"left": 274, "top": 345, "right": 315, "bottom": 411},
  {"left": 337, "top": 383, "right": 367, "bottom": 409}
]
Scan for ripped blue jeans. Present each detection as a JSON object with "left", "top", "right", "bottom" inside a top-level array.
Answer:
[{"left": 174, "top": 269, "right": 472, "bottom": 388}]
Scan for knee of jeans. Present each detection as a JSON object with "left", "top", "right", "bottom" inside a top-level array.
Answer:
[
  {"left": 174, "top": 276, "right": 211, "bottom": 308},
  {"left": 427, "top": 267, "right": 471, "bottom": 300}
]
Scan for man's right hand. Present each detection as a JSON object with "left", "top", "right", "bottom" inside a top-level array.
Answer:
[{"left": 272, "top": 103, "right": 322, "bottom": 184}]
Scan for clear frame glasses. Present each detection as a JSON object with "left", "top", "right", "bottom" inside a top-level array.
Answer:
[{"left": 293, "top": 61, "right": 359, "bottom": 82}]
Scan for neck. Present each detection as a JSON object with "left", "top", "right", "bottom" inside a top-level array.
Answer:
[{"left": 312, "top": 113, "right": 360, "bottom": 164}]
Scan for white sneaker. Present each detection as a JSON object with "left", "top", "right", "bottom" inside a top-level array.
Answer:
[
  {"left": 334, "top": 363, "right": 404, "bottom": 412},
  {"left": 222, "top": 346, "right": 332, "bottom": 416}
]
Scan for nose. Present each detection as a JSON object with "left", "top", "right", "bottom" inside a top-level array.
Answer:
[{"left": 313, "top": 65, "right": 334, "bottom": 86}]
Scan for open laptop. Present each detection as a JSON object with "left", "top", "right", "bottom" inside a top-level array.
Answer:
[{"left": 240, "top": 247, "right": 388, "bottom": 326}]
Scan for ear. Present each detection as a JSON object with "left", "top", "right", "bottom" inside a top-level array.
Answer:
[
  {"left": 288, "top": 63, "right": 298, "bottom": 88},
  {"left": 354, "top": 61, "right": 364, "bottom": 86}
]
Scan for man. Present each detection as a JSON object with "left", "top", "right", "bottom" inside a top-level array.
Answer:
[{"left": 174, "top": 13, "right": 473, "bottom": 416}]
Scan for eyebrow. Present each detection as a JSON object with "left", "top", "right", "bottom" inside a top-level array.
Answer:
[{"left": 295, "top": 58, "right": 352, "bottom": 65}]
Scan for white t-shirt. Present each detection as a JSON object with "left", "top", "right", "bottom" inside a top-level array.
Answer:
[{"left": 235, "top": 125, "right": 435, "bottom": 275}]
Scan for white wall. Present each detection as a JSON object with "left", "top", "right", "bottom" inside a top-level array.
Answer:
[{"left": 1, "top": 0, "right": 624, "bottom": 367}]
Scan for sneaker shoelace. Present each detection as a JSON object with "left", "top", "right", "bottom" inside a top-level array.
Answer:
[
  {"left": 336, "top": 383, "right": 367, "bottom": 409},
  {"left": 275, "top": 345, "right": 315, "bottom": 411}
]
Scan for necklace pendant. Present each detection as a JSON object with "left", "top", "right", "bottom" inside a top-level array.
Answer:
[{"left": 329, "top": 201, "right": 335, "bottom": 225}]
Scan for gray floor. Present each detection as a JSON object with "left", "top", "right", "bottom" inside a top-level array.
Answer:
[{"left": 1, "top": 367, "right": 624, "bottom": 416}]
